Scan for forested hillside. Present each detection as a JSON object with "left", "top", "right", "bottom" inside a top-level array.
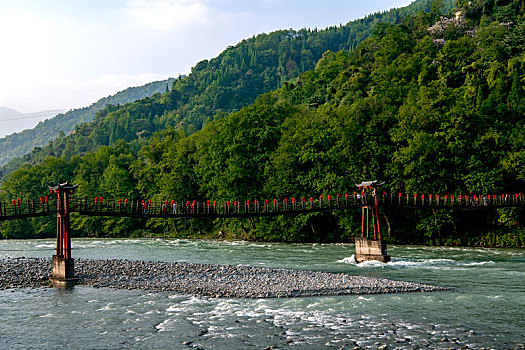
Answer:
[
  {"left": 0, "top": 0, "right": 453, "bottom": 181},
  {"left": 0, "top": 78, "right": 175, "bottom": 168},
  {"left": 1, "top": 0, "right": 523, "bottom": 247}
]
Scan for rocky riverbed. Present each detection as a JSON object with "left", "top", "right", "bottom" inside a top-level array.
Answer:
[{"left": 0, "top": 257, "right": 449, "bottom": 297}]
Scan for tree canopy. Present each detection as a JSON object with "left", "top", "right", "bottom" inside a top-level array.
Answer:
[{"left": 1, "top": 0, "right": 523, "bottom": 247}]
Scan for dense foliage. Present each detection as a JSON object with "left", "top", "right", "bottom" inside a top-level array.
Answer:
[
  {"left": 0, "top": 78, "right": 175, "bottom": 169},
  {"left": 1, "top": 0, "right": 523, "bottom": 247},
  {"left": 0, "top": 0, "right": 452, "bottom": 183}
]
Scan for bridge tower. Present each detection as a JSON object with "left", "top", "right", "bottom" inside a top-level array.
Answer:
[
  {"left": 355, "top": 180, "right": 390, "bottom": 263},
  {"left": 49, "top": 182, "right": 79, "bottom": 285}
]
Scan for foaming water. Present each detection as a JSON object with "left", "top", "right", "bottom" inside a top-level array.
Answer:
[
  {"left": 342, "top": 257, "right": 497, "bottom": 270},
  {"left": 0, "top": 239, "right": 524, "bottom": 349}
]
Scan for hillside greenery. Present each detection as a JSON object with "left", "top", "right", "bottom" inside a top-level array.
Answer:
[
  {"left": 0, "top": 78, "right": 175, "bottom": 169},
  {"left": 1, "top": 0, "right": 524, "bottom": 247},
  {"left": 0, "top": 0, "right": 453, "bottom": 182}
]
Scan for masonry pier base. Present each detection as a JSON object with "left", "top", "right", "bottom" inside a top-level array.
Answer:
[
  {"left": 50, "top": 255, "right": 78, "bottom": 286},
  {"left": 354, "top": 237, "right": 390, "bottom": 263}
]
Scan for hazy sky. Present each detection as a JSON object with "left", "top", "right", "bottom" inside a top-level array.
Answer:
[{"left": 0, "top": 0, "right": 413, "bottom": 115}]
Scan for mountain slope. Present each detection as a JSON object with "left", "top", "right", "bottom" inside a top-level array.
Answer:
[
  {"left": 0, "top": 109, "right": 66, "bottom": 138},
  {"left": 0, "top": 0, "right": 454, "bottom": 181},
  {"left": 0, "top": 78, "right": 175, "bottom": 167},
  {"left": 3, "top": 0, "right": 524, "bottom": 246}
]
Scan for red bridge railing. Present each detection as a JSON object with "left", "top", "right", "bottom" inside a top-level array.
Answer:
[
  {"left": 67, "top": 192, "right": 525, "bottom": 218},
  {"left": 1, "top": 192, "right": 524, "bottom": 221},
  {"left": 0, "top": 197, "right": 57, "bottom": 220}
]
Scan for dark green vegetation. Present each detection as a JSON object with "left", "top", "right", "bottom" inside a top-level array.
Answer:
[
  {"left": 0, "top": 0, "right": 452, "bottom": 182},
  {"left": 1, "top": 0, "right": 523, "bottom": 247},
  {"left": 0, "top": 78, "right": 175, "bottom": 169}
]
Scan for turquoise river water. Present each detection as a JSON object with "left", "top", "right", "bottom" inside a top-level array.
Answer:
[{"left": 0, "top": 238, "right": 524, "bottom": 349}]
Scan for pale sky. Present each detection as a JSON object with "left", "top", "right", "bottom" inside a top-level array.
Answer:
[{"left": 0, "top": 0, "right": 413, "bottom": 116}]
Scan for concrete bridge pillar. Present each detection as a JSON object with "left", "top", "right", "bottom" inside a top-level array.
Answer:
[{"left": 354, "top": 237, "right": 390, "bottom": 263}]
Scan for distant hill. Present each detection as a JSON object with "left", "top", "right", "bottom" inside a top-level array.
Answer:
[
  {"left": 0, "top": 78, "right": 175, "bottom": 167},
  {"left": 0, "top": 0, "right": 455, "bottom": 180},
  {"left": 0, "top": 106, "right": 21, "bottom": 118},
  {"left": 0, "top": 108, "right": 66, "bottom": 138}
]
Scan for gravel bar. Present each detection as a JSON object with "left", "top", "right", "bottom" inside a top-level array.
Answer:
[{"left": 0, "top": 257, "right": 449, "bottom": 297}]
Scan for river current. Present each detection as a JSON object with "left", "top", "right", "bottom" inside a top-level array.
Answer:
[{"left": 0, "top": 238, "right": 523, "bottom": 349}]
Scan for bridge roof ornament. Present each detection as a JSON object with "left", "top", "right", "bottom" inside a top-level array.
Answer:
[
  {"left": 355, "top": 180, "right": 385, "bottom": 188},
  {"left": 49, "top": 182, "right": 79, "bottom": 193}
]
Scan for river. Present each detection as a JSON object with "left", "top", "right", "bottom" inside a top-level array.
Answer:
[{"left": 0, "top": 238, "right": 523, "bottom": 349}]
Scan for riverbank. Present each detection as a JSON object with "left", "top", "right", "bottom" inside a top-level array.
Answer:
[{"left": 0, "top": 257, "right": 449, "bottom": 297}]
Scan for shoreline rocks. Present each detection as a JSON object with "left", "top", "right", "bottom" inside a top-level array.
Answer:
[{"left": 0, "top": 257, "right": 449, "bottom": 297}]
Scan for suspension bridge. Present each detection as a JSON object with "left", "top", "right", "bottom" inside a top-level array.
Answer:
[
  {"left": 2, "top": 189, "right": 523, "bottom": 221},
  {"left": 1, "top": 182, "right": 523, "bottom": 284}
]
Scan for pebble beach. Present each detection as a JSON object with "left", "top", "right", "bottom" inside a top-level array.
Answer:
[{"left": 0, "top": 257, "right": 448, "bottom": 297}]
